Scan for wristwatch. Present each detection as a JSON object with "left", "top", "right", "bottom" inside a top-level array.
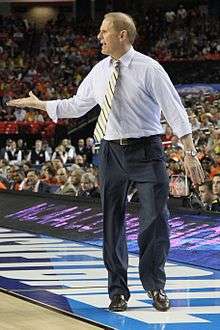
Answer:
[{"left": 185, "top": 150, "right": 197, "bottom": 157}]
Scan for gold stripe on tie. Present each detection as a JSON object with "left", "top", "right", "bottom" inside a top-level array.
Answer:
[{"left": 94, "top": 60, "right": 120, "bottom": 143}]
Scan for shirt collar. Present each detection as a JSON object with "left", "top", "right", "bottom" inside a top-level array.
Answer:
[{"left": 109, "top": 46, "right": 134, "bottom": 67}]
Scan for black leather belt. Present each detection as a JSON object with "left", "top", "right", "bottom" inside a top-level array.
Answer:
[{"left": 109, "top": 136, "right": 160, "bottom": 146}]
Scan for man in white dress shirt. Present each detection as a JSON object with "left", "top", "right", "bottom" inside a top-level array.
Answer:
[{"left": 7, "top": 12, "right": 204, "bottom": 312}]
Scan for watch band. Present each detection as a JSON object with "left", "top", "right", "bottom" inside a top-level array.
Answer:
[{"left": 185, "top": 150, "right": 197, "bottom": 157}]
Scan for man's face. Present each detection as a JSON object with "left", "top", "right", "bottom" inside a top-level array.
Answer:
[
  {"left": 27, "top": 171, "right": 38, "bottom": 186},
  {"left": 86, "top": 138, "right": 93, "bottom": 147},
  {"left": 78, "top": 139, "right": 84, "bottom": 147},
  {"left": 75, "top": 155, "right": 84, "bottom": 165},
  {"left": 70, "top": 172, "right": 81, "bottom": 185},
  {"left": 213, "top": 176, "right": 220, "bottom": 197},
  {"left": 97, "top": 18, "right": 121, "bottom": 56},
  {"left": 81, "top": 178, "right": 94, "bottom": 191},
  {"left": 56, "top": 169, "right": 67, "bottom": 184},
  {"left": 199, "top": 185, "right": 212, "bottom": 203},
  {"left": 62, "top": 139, "right": 69, "bottom": 147},
  {"left": 35, "top": 141, "right": 42, "bottom": 149}
]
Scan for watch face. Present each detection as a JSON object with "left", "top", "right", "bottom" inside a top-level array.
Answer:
[{"left": 186, "top": 150, "right": 197, "bottom": 157}]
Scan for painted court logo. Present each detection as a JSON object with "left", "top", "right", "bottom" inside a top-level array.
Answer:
[{"left": 0, "top": 227, "right": 219, "bottom": 330}]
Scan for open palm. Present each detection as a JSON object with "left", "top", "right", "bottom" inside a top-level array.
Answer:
[{"left": 7, "top": 91, "right": 41, "bottom": 109}]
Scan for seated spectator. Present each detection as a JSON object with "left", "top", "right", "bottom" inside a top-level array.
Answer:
[
  {"left": 10, "top": 168, "right": 25, "bottom": 191},
  {"left": 189, "top": 115, "right": 201, "bottom": 132},
  {"left": 78, "top": 173, "right": 100, "bottom": 198},
  {"left": 27, "top": 139, "right": 50, "bottom": 165},
  {"left": 84, "top": 137, "right": 95, "bottom": 166},
  {"left": 75, "top": 138, "right": 86, "bottom": 157},
  {"left": 0, "top": 181, "right": 7, "bottom": 190},
  {"left": 212, "top": 174, "right": 220, "bottom": 212},
  {"left": 61, "top": 138, "right": 76, "bottom": 163},
  {"left": 19, "top": 170, "right": 51, "bottom": 193},
  {"left": 198, "top": 181, "right": 214, "bottom": 211},
  {"left": 209, "top": 153, "right": 220, "bottom": 178},
  {"left": 51, "top": 158, "right": 63, "bottom": 171},
  {"left": 54, "top": 167, "right": 76, "bottom": 195},
  {"left": 41, "top": 166, "right": 58, "bottom": 185},
  {"left": 0, "top": 138, "right": 13, "bottom": 159},
  {"left": 14, "top": 107, "right": 26, "bottom": 121},
  {"left": 17, "top": 138, "right": 28, "bottom": 156},
  {"left": 68, "top": 168, "right": 85, "bottom": 196},
  {"left": 52, "top": 144, "right": 68, "bottom": 164},
  {"left": 75, "top": 154, "right": 85, "bottom": 168},
  {"left": 162, "top": 125, "right": 174, "bottom": 149},
  {"left": 4, "top": 140, "right": 24, "bottom": 165}
]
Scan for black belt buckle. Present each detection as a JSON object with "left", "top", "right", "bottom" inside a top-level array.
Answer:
[{"left": 120, "top": 138, "right": 128, "bottom": 145}]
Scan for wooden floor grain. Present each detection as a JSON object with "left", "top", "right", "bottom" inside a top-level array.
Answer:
[{"left": 0, "top": 292, "right": 102, "bottom": 330}]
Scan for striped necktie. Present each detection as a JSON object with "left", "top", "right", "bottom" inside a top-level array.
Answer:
[{"left": 94, "top": 60, "right": 120, "bottom": 143}]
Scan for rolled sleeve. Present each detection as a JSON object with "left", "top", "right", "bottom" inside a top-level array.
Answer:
[
  {"left": 45, "top": 68, "right": 97, "bottom": 123},
  {"left": 147, "top": 64, "right": 192, "bottom": 138},
  {"left": 46, "top": 100, "right": 59, "bottom": 123}
]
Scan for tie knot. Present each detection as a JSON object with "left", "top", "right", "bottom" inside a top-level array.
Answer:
[{"left": 112, "top": 60, "right": 120, "bottom": 69}]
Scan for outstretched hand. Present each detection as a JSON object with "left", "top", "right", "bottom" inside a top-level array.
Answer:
[{"left": 6, "top": 91, "right": 46, "bottom": 111}]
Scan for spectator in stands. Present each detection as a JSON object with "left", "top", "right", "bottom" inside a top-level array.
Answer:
[
  {"left": 69, "top": 168, "right": 85, "bottom": 196},
  {"left": 162, "top": 125, "right": 174, "bottom": 149},
  {"left": 14, "top": 107, "right": 26, "bottom": 121},
  {"left": 209, "top": 153, "right": 220, "bottom": 178},
  {"left": 51, "top": 144, "right": 68, "bottom": 164},
  {"left": 78, "top": 172, "right": 100, "bottom": 198},
  {"left": 0, "top": 181, "right": 7, "bottom": 190},
  {"left": 189, "top": 115, "right": 201, "bottom": 132},
  {"left": 198, "top": 181, "right": 214, "bottom": 211},
  {"left": 51, "top": 158, "right": 63, "bottom": 172},
  {"left": 19, "top": 170, "right": 51, "bottom": 193},
  {"left": 41, "top": 165, "right": 58, "bottom": 185},
  {"left": 4, "top": 140, "right": 23, "bottom": 164},
  {"left": 54, "top": 167, "right": 76, "bottom": 195},
  {"left": 10, "top": 168, "right": 25, "bottom": 191},
  {"left": 0, "top": 138, "right": 13, "bottom": 159},
  {"left": 17, "top": 138, "right": 28, "bottom": 155},
  {"left": 211, "top": 174, "right": 220, "bottom": 211},
  {"left": 84, "top": 137, "right": 95, "bottom": 165},
  {"left": 61, "top": 138, "right": 76, "bottom": 162},
  {"left": 75, "top": 138, "right": 86, "bottom": 156},
  {"left": 74, "top": 154, "right": 85, "bottom": 168},
  {"left": 27, "top": 139, "right": 50, "bottom": 165}
]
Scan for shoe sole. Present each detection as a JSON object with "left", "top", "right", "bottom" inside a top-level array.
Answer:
[
  {"left": 153, "top": 302, "right": 171, "bottom": 312},
  {"left": 109, "top": 305, "right": 127, "bottom": 312}
]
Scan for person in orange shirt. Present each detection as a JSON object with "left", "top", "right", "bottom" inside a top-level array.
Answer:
[
  {"left": 210, "top": 153, "right": 220, "bottom": 178},
  {"left": 0, "top": 181, "right": 7, "bottom": 190}
]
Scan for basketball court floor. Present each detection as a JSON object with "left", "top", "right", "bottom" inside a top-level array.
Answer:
[{"left": 0, "top": 227, "right": 219, "bottom": 330}]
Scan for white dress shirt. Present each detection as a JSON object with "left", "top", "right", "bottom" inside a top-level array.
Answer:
[{"left": 46, "top": 46, "right": 191, "bottom": 139}]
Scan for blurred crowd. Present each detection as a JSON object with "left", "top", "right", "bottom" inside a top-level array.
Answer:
[
  {"left": 0, "top": 89, "right": 220, "bottom": 212},
  {"left": 0, "top": 3, "right": 219, "bottom": 109},
  {"left": 0, "top": 137, "right": 100, "bottom": 198},
  {"left": 0, "top": 5, "right": 220, "bottom": 212},
  {"left": 137, "top": 4, "right": 220, "bottom": 61}
]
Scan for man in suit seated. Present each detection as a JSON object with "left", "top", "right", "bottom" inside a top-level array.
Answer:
[
  {"left": 19, "top": 170, "right": 51, "bottom": 193},
  {"left": 54, "top": 167, "right": 77, "bottom": 196},
  {"left": 78, "top": 172, "right": 100, "bottom": 198}
]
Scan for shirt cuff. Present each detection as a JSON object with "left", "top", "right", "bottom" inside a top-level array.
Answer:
[
  {"left": 46, "top": 100, "right": 59, "bottom": 123},
  {"left": 175, "top": 125, "right": 192, "bottom": 139}
]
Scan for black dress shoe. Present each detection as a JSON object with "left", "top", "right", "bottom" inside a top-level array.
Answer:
[
  {"left": 148, "top": 289, "right": 170, "bottom": 311},
  {"left": 109, "top": 295, "right": 127, "bottom": 312}
]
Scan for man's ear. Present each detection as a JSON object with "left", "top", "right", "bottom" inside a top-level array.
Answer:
[{"left": 120, "top": 30, "right": 127, "bottom": 40}]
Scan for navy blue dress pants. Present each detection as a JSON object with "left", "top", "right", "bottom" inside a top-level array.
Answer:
[{"left": 99, "top": 136, "right": 170, "bottom": 301}]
